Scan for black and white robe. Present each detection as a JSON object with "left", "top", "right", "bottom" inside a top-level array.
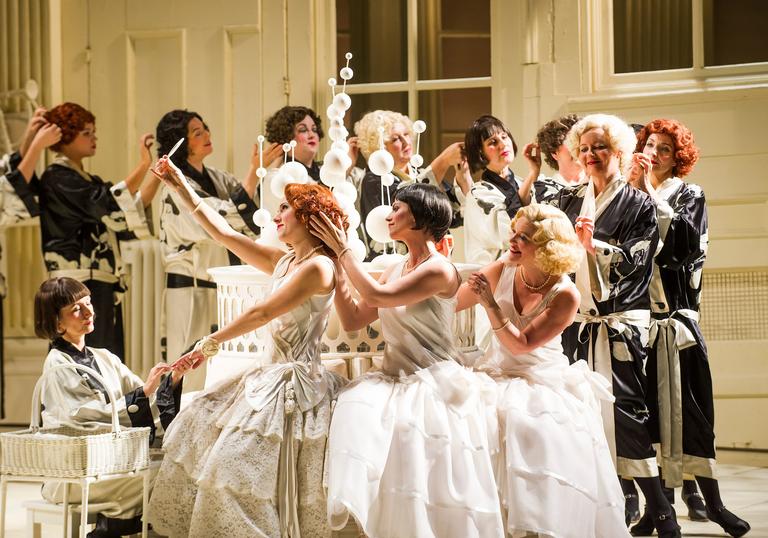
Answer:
[
  {"left": 550, "top": 178, "right": 661, "bottom": 478},
  {"left": 39, "top": 157, "right": 148, "bottom": 360},
  {"left": 644, "top": 177, "right": 715, "bottom": 486}
]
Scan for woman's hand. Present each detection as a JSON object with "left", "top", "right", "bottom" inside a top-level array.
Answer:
[
  {"left": 454, "top": 154, "right": 473, "bottom": 195},
  {"left": 629, "top": 152, "right": 658, "bottom": 200},
  {"left": 308, "top": 212, "right": 348, "bottom": 256},
  {"left": 468, "top": 272, "right": 498, "bottom": 309},
  {"left": 19, "top": 107, "right": 48, "bottom": 156},
  {"left": 523, "top": 142, "right": 542, "bottom": 177},
  {"left": 263, "top": 142, "right": 284, "bottom": 168},
  {"left": 347, "top": 136, "right": 360, "bottom": 169},
  {"left": 139, "top": 133, "right": 155, "bottom": 165},
  {"left": 169, "top": 351, "right": 198, "bottom": 384},
  {"left": 574, "top": 216, "right": 595, "bottom": 254},
  {"left": 152, "top": 155, "right": 189, "bottom": 192},
  {"left": 143, "top": 362, "right": 172, "bottom": 396}
]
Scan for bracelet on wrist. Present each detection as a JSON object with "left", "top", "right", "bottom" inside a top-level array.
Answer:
[
  {"left": 194, "top": 335, "right": 220, "bottom": 359},
  {"left": 337, "top": 247, "right": 352, "bottom": 260},
  {"left": 492, "top": 319, "right": 510, "bottom": 332}
]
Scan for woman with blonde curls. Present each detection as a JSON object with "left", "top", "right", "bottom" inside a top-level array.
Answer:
[
  {"left": 549, "top": 113, "right": 680, "bottom": 536},
  {"left": 457, "top": 204, "right": 629, "bottom": 538},
  {"left": 146, "top": 155, "right": 347, "bottom": 537}
]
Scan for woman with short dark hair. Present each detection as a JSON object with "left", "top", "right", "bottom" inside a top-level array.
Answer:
[
  {"left": 155, "top": 109, "right": 261, "bottom": 390},
  {"left": 311, "top": 182, "right": 504, "bottom": 538},
  {"left": 462, "top": 114, "right": 541, "bottom": 264},
  {"left": 40, "top": 102, "right": 156, "bottom": 359},
  {"left": 35, "top": 276, "right": 191, "bottom": 537}
]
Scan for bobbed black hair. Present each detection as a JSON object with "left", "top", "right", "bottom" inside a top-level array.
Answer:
[
  {"left": 394, "top": 183, "right": 453, "bottom": 242},
  {"left": 464, "top": 114, "right": 518, "bottom": 174},
  {"left": 156, "top": 109, "right": 207, "bottom": 165}
]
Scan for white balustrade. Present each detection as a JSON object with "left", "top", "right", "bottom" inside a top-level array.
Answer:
[{"left": 205, "top": 262, "right": 481, "bottom": 387}]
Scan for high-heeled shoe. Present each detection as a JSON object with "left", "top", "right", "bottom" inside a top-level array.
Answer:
[
  {"left": 682, "top": 491, "right": 708, "bottom": 521},
  {"left": 706, "top": 506, "right": 751, "bottom": 537},
  {"left": 653, "top": 509, "right": 681, "bottom": 538},
  {"left": 629, "top": 507, "right": 654, "bottom": 536}
]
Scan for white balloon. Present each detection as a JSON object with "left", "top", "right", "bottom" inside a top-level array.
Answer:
[
  {"left": 333, "top": 182, "right": 358, "bottom": 204},
  {"left": 328, "top": 125, "right": 349, "bottom": 141},
  {"left": 257, "top": 221, "right": 284, "bottom": 248},
  {"left": 346, "top": 207, "right": 361, "bottom": 230},
  {"left": 409, "top": 154, "right": 424, "bottom": 168},
  {"left": 333, "top": 92, "right": 352, "bottom": 111},
  {"left": 339, "top": 67, "right": 354, "bottom": 81},
  {"left": 326, "top": 104, "right": 343, "bottom": 120},
  {"left": 319, "top": 164, "right": 346, "bottom": 187},
  {"left": 348, "top": 238, "right": 367, "bottom": 262},
  {"left": 281, "top": 161, "right": 309, "bottom": 182},
  {"left": 256, "top": 166, "right": 267, "bottom": 179},
  {"left": 365, "top": 204, "right": 392, "bottom": 243},
  {"left": 270, "top": 171, "right": 291, "bottom": 198},
  {"left": 335, "top": 194, "right": 354, "bottom": 211},
  {"left": 330, "top": 117, "right": 344, "bottom": 129},
  {"left": 381, "top": 173, "right": 396, "bottom": 186},
  {"left": 252, "top": 208, "right": 272, "bottom": 228},
  {"left": 346, "top": 227, "right": 359, "bottom": 241},
  {"left": 412, "top": 120, "right": 427, "bottom": 134},
  {"left": 323, "top": 148, "right": 352, "bottom": 175},
  {"left": 331, "top": 140, "right": 350, "bottom": 154},
  {"left": 368, "top": 149, "right": 394, "bottom": 176},
  {"left": 370, "top": 253, "right": 402, "bottom": 271}
]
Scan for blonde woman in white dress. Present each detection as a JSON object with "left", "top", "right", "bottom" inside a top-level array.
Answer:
[
  {"left": 457, "top": 203, "right": 630, "bottom": 538},
  {"left": 310, "top": 182, "right": 504, "bottom": 538}
]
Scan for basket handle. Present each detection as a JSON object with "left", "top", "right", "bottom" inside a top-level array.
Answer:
[{"left": 30, "top": 362, "right": 123, "bottom": 435}]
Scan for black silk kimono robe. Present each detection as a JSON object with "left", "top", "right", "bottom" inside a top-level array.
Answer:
[
  {"left": 550, "top": 178, "right": 661, "bottom": 478},
  {"left": 644, "top": 177, "right": 716, "bottom": 486}
]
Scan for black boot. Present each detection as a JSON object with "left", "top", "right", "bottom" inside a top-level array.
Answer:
[
  {"left": 706, "top": 506, "right": 751, "bottom": 537},
  {"left": 682, "top": 490, "right": 708, "bottom": 521},
  {"left": 625, "top": 493, "right": 641, "bottom": 525},
  {"left": 653, "top": 508, "right": 682, "bottom": 538},
  {"left": 630, "top": 506, "right": 655, "bottom": 536},
  {"left": 86, "top": 513, "right": 143, "bottom": 537}
]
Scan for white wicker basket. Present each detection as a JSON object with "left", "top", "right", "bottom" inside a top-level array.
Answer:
[{"left": 0, "top": 363, "right": 150, "bottom": 478}]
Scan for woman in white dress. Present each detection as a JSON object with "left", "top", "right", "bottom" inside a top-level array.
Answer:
[
  {"left": 457, "top": 203, "right": 629, "bottom": 538},
  {"left": 310, "top": 182, "right": 505, "bottom": 538},
  {"left": 146, "top": 157, "right": 347, "bottom": 537}
]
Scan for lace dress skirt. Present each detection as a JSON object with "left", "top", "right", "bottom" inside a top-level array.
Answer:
[{"left": 147, "top": 363, "right": 345, "bottom": 538}]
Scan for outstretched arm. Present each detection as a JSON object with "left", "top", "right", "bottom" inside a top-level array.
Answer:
[
  {"left": 310, "top": 212, "right": 458, "bottom": 307},
  {"left": 153, "top": 156, "right": 285, "bottom": 274}
]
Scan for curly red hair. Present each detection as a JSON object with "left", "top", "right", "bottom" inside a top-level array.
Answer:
[
  {"left": 635, "top": 119, "right": 699, "bottom": 178},
  {"left": 44, "top": 102, "right": 96, "bottom": 152},
  {"left": 284, "top": 183, "right": 349, "bottom": 257}
]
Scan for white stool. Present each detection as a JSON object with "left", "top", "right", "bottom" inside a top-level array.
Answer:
[{"left": 23, "top": 500, "right": 96, "bottom": 538}]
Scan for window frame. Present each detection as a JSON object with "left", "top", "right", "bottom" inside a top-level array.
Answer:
[{"left": 583, "top": 0, "right": 768, "bottom": 95}]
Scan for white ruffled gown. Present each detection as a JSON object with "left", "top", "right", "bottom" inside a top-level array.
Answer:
[
  {"left": 326, "top": 256, "right": 505, "bottom": 538},
  {"left": 147, "top": 254, "right": 345, "bottom": 538},
  {"left": 477, "top": 265, "right": 629, "bottom": 538}
]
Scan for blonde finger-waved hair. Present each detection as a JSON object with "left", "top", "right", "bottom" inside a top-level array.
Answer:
[
  {"left": 564, "top": 113, "right": 637, "bottom": 175},
  {"left": 511, "top": 204, "right": 583, "bottom": 275},
  {"left": 354, "top": 110, "right": 413, "bottom": 159}
]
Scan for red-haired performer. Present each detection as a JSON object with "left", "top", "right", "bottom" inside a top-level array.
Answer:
[
  {"left": 146, "top": 157, "right": 347, "bottom": 538},
  {"left": 628, "top": 119, "right": 750, "bottom": 538},
  {"left": 41, "top": 102, "right": 157, "bottom": 359}
]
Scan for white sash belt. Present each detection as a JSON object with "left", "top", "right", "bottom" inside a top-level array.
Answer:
[
  {"left": 574, "top": 309, "right": 651, "bottom": 465},
  {"left": 649, "top": 309, "right": 699, "bottom": 487}
]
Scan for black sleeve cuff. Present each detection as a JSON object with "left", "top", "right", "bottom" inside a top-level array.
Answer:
[
  {"left": 230, "top": 184, "right": 260, "bottom": 235},
  {"left": 125, "top": 386, "right": 156, "bottom": 443},
  {"left": 4, "top": 167, "right": 40, "bottom": 217},
  {"left": 155, "top": 374, "right": 182, "bottom": 431},
  {"left": 8, "top": 151, "right": 22, "bottom": 170}
]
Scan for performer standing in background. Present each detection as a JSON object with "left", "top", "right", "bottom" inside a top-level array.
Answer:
[
  {"left": 534, "top": 113, "right": 585, "bottom": 201},
  {"left": 461, "top": 114, "right": 540, "bottom": 265},
  {"left": 40, "top": 102, "right": 156, "bottom": 360},
  {"left": 628, "top": 119, "right": 750, "bottom": 538},
  {"left": 155, "top": 109, "right": 261, "bottom": 390},
  {"left": 355, "top": 110, "right": 463, "bottom": 259},
  {"left": 549, "top": 114, "right": 681, "bottom": 537},
  {"left": 457, "top": 203, "right": 630, "bottom": 538},
  {"left": 148, "top": 155, "right": 347, "bottom": 538},
  {"left": 312, "top": 183, "right": 504, "bottom": 538},
  {"left": 0, "top": 108, "right": 60, "bottom": 417}
]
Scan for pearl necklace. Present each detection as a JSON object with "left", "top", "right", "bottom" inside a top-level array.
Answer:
[
  {"left": 403, "top": 252, "right": 433, "bottom": 275},
  {"left": 293, "top": 245, "right": 324, "bottom": 265},
  {"left": 519, "top": 266, "right": 552, "bottom": 292}
]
